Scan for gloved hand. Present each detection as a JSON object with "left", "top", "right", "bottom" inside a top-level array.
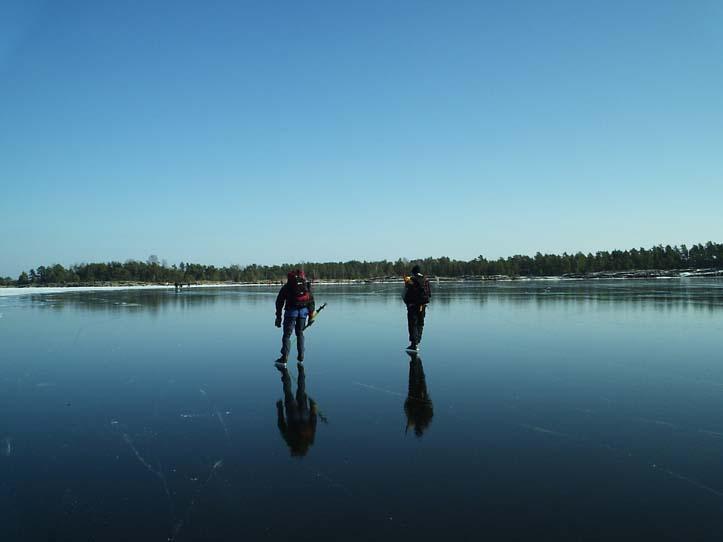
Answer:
[
  {"left": 307, "top": 311, "right": 316, "bottom": 327},
  {"left": 275, "top": 315, "right": 282, "bottom": 328}
]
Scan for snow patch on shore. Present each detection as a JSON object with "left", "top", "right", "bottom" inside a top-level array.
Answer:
[{"left": 0, "top": 283, "right": 245, "bottom": 297}]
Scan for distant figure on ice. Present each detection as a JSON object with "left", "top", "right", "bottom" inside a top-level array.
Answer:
[
  {"left": 275, "top": 269, "right": 316, "bottom": 363},
  {"left": 403, "top": 265, "right": 431, "bottom": 351},
  {"left": 276, "top": 363, "right": 317, "bottom": 456},
  {"left": 404, "top": 351, "right": 433, "bottom": 437}
]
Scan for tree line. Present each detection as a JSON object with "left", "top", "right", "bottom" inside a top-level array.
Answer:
[{"left": 3, "top": 242, "right": 722, "bottom": 286}]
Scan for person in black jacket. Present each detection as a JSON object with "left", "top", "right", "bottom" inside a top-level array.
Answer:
[
  {"left": 403, "top": 265, "right": 431, "bottom": 351},
  {"left": 275, "top": 269, "right": 316, "bottom": 363}
]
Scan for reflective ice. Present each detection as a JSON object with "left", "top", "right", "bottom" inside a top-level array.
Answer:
[{"left": 1, "top": 280, "right": 723, "bottom": 540}]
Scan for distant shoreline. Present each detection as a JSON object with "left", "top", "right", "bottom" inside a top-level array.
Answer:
[
  {"left": 1, "top": 269, "right": 722, "bottom": 297},
  {"left": 5, "top": 242, "right": 721, "bottom": 288}
]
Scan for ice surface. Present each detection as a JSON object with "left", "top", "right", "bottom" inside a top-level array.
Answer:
[{"left": 2, "top": 281, "right": 723, "bottom": 540}]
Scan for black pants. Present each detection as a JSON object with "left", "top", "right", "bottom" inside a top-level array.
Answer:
[{"left": 407, "top": 305, "right": 426, "bottom": 345}]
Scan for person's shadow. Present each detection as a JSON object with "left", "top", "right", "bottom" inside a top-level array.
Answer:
[
  {"left": 276, "top": 363, "right": 318, "bottom": 457},
  {"left": 404, "top": 352, "right": 434, "bottom": 437}
]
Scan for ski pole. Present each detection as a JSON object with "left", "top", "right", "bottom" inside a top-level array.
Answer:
[{"left": 304, "top": 302, "right": 327, "bottom": 330}]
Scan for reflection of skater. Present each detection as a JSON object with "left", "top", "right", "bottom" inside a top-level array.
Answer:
[
  {"left": 275, "top": 270, "right": 316, "bottom": 363},
  {"left": 403, "top": 265, "right": 431, "bottom": 352},
  {"left": 276, "top": 363, "right": 318, "bottom": 456},
  {"left": 404, "top": 352, "right": 433, "bottom": 437}
]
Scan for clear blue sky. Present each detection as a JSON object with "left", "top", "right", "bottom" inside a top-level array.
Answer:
[{"left": 1, "top": 0, "right": 722, "bottom": 277}]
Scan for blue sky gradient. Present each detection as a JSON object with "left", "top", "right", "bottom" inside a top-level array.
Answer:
[{"left": 2, "top": 0, "right": 722, "bottom": 276}]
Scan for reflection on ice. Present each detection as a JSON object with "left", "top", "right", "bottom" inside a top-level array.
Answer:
[
  {"left": 2, "top": 437, "right": 11, "bottom": 457},
  {"left": 404, "top": 352, "right": 434, "bottom": 437},
  {"left": 276, "top": 363, "right": 318, "bottom": 457}
]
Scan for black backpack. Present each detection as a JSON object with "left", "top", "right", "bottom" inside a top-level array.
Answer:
[
  {"left": 418, "top": 277, "right": 431, "bottom": 304},
  {"left": 407, "top": 275, "right": 431, "bottom": 305}
]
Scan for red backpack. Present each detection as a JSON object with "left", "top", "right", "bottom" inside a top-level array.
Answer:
[{"left": 288, "top": 270, "right": 310, "bottom": 307}]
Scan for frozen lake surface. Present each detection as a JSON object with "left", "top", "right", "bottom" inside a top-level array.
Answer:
[{"left": 2, "top": 280, "right": 723, "bottom": 540}]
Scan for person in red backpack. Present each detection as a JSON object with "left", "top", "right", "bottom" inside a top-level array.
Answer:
[
  {"left": 403, "top": 265, "right": 431, "bottom": 351},
  {"left": 275, "top": 269, "right": 316, "bottom": 364}
]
